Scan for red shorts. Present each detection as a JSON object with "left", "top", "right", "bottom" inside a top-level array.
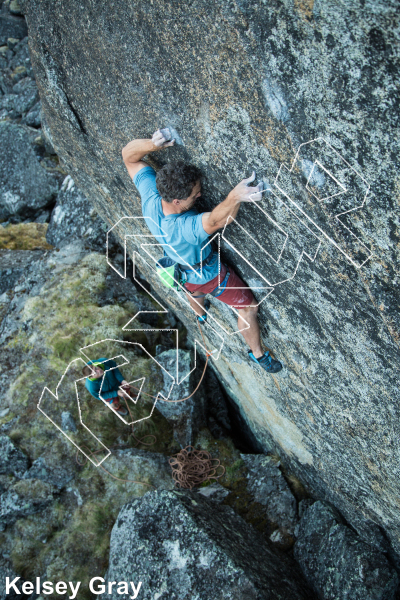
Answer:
[{"left": 185, "top": 263, "right": 255, "bottom": 309}]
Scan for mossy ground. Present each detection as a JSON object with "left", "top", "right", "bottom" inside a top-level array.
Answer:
[
  {"left": 0, "top": 222, "right": 53, "bottom": 250},
  {"left": 10, "top": 500, "right": 115, "bottom": 600},
  {"left": 1, "top": 239, "right": 301, "bottom": 586},
  {"left": 2, "top": 249, "right": 178, "bottom": 595}
]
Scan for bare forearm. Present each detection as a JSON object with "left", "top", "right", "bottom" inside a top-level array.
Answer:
[
  {"left": 122, "top": 129, "right": 175, "bottom": 166},
  {"left": 208, "top": 192, "right": 241, "bottom": 227},
  {"left": 122, "top": 138, "right": 158, "bottom": 164},
  {"left": 202, "top": 173, "right": 263, "bottom": 235}
]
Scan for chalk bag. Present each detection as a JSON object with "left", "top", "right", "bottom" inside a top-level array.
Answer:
[{"left": 156, "top": 256, "right": 183, "bottom": 289}]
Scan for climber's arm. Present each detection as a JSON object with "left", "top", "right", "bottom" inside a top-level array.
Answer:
[
  {"left": 122, "top": 130, "right": 175, "bottom": 179},
  {"left": 202, "top": 172, "right": 263, "bottom": 235}
]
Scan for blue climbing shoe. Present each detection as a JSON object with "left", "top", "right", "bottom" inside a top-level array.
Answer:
[
  {"left": 197, "top": 299, "right": 210, "bottom": 325},
  {"left": 248, "top": 350, "right": 283, "bottom": 373}
]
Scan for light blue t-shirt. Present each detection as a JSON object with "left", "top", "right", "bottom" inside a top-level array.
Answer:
[{"left": 133, "top": 166, "right": 220, "bottom": 285}]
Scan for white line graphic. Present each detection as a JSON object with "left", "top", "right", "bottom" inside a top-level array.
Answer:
[{"left": 40, "top": 137, "right": 372, "bottom": 465}]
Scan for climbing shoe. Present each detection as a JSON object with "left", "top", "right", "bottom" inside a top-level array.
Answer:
[
  {"left": 248, "top": 350, "right": 283, "bottom": 373},
  {"left": 197, "top": 299, "right": 210, "bottom": 325}
]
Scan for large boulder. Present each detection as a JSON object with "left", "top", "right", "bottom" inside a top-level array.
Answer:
[
  {"left": 241, "top": 453, "right": 298, "bottom": 536},
  {"left": 24, "top": 0, "right": 400, "bottom": 561},
  {"left": 0, "top": 249, "right": 44, "bottom": 294},
  {"left": 156, "top": 348, "right": 207, "bottom": 447},
  {"left": 23, "top": 452, "right": 75, "bottom": 490},
  {"left": 0, "top": 479, "right": 54, "bottom": 527},
  {"left": 294, "top": 501, "right": 399, "bottom": 600},
  {"left": 46, "top": 175, "right": 109, "bottom": 249},
  {"left": 0, "top": 121, "right": 59, "bottom": 221},
  {"left": 101, "top": 489, "right": 314, "bottom": 599}
]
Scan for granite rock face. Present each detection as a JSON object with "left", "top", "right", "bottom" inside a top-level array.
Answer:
[
  {"left": 0, "top": 434, "right": 28, "bottom": 478},
  {"left": 0, "top": 121, "right": 59, "bottom": 221},
  {"left": 241, "top": 453, "right": 298, "bottom": 535},
  {"left": 0, "top": 479, "right": 54, "bottom": 527},
  {"left": 24, "top": 0, "right": 400, "bottom": 561},
  {"left": 156, "top": 348, "right": 207, "bottom": 447},
  {"left": 294, "top": 501, "right": 399, "bottom": 600},
  {"left": 46, "top": 175, "right": 109, "bottom": 250},
  {"left": 0, "top": 248, "right": 45, "bottom": 294},
  {"left": 101, "top": 489, "right": 314, "bottom": 600}
]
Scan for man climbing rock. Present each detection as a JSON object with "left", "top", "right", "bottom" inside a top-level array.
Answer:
[
  {"left": 122, "top": 129, "right": 282, "bottom": 373},
  {"left": 82, "top": 358, "right": 136, "bottom": 416}
]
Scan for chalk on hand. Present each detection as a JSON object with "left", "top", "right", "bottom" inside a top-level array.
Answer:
[{"left": 160, "top": 127, "right": 172, "bottom": 142}]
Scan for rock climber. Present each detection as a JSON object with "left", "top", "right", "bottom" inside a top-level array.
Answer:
[
  {"left": 121, "top": 129, "right": 282, "bottom": 373},
  {"left": 82, "top": 358, "right": 137, "bottom": 416}
]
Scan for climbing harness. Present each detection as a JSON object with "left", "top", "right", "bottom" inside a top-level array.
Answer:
[{"left": 156, "top": 248, "right": 216, "bottom": 291}]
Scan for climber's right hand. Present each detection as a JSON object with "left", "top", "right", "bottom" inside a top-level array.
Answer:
[
  {"left": 230, "top": 171, "right": 264, "bottom": 204},
  {"left": 151, "top": 128, "right": 175, "bottom": 149}
]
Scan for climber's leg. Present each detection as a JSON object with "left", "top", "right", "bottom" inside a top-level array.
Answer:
[
  {"left": 185, "top": 264, "right": 283, "bottom": 373},
  {"left": 185, "top": 292, "right": 206, "bottom": 317},
  {"left": 236, "top": 304, "right": 263, "bottom": 358}
]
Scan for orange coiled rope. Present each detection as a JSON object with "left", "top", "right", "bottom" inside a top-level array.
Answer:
[{"left": 169, "top": 445, "right": 225, "bottom": 489}]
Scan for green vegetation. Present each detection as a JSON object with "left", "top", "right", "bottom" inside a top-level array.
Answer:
[
  {"left": 11, "top": 501, "right": 115, "bottom": 600},
  {"left": 0, "top": 222, "right": 53, "bottom": 250},
  {"left": 3, "top": 250, "right": 177, "bottom": 591}
]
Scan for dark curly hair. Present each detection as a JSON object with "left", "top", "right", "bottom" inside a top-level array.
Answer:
[{"left": 156, "top": 161, "right": 203, "bottom": 203}]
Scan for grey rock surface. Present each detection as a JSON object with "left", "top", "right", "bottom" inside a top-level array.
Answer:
[
  {"left": 0, "top": 121, "right": 59, "bottom": 221},
  {"left": 0, "top": 557, "right": 30, "bottom": 600},
  {"left": 8, "top": 37, "right": 34, "bottom": 79},
  {"left": 61, "top": 410, "right": 77, "bottom": 433},
  {"left": 156, "top": 349, "right": 207, "bottom": 447},
  {"left": 23, "top": 99, "right": 40, "bottom": 126},
  {"left": 11, "top": 76, "right": 39, "bottom": 116},
  {"left": 101, "top": 489, "right": 314, "bottom": 600},
  {"left": 46, "top": 175, "right": 109, "bottom": 250},
  {"left": 24, "top": 0, "right": 400, "bottom": 562},
  {"left": 294, "top": 501, "right": 399, "bottom": 600},
  {"left": 0, "top": 248, "right": 49, "bottom": 347},
  {"left": 196, "top": 482, "right": 230, "bottom": 503},
  {"left": 0, "top": 473, "right": 16, "bottom": 495},
  {"left": 102, "top": 449, "right": 175, "bottom": 499},
  {"left": 241, "top": 453, "right": 298, "bottom": 535},
  {"left": 23, "top": 454, "right": 75, "bottom": 490},
  {"left": 0, "top": 478, "right": 54, "bottom": 527},
  {"left": 0, "top": 434, "right": 28, "bottom": 477},
  {"left": 0, "top": 14, "right": 27, "bottom": 45},
  {"left": 0, "top": 249, "right": 45, "bottom": 294},
  {"left": 298, "top": 498, "right": 314, "bottom": 519}
]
